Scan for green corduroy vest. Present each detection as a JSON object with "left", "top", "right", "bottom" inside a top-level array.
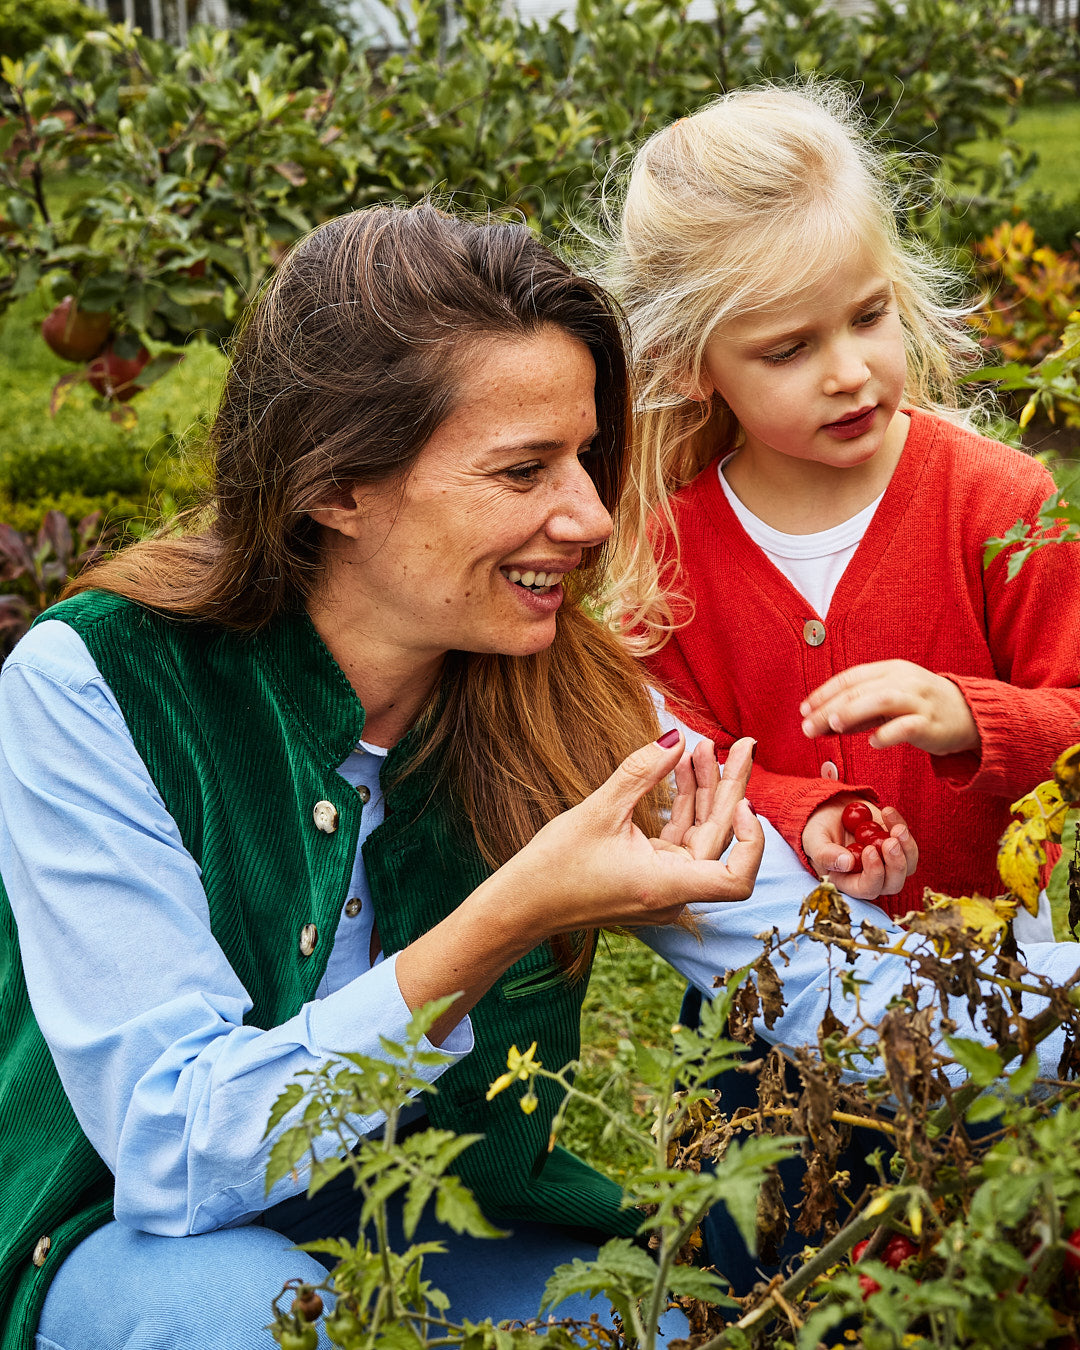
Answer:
[{"left": 0, "top": 592, "right": 637, "bottom": 1350}]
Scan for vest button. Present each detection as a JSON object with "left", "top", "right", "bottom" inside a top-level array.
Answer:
[
  {"left": 820, "top": 760, "right": 839, "bottom": 781},
  {"left": 344, "top": 898, "right": 362, "bottom": 918},
  {"left": 299, "top": 923, "right": 319, "bottom": 957},
  {"left": 355, "top": 784, "right": 371, "bottom": 805},
  {"left": 31, "top": 1235, "right": 50, "bottom": 1267},
  {"left": 803, "top": 619, "right": 826, "bottom": 647},
  {"left": 313, "top": 800, "right": 339, "bottom": 833}
]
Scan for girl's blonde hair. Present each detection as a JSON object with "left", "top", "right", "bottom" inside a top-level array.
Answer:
[{"left": 597, "top": 82, "right": 985, "bottom": 646}]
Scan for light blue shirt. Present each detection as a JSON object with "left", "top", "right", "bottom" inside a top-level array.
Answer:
[{"left": 1, "top": 621, "right": 1076, "bottom": 1238}]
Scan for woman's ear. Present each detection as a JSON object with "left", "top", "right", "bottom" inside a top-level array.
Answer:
[{"left": 308, "top": 486, "right": 365, "bottom": 537}]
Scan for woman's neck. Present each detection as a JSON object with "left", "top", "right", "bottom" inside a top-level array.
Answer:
[{"left": 306, "top": 596, "right": 445, "bottom": 748}]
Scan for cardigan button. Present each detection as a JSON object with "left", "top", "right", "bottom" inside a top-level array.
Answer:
[
  {"left": 313, "top": 800, "right": 339, "bottom": 833},
  {"left": 355, "top": 784, "right": 371, "bottom": 805},
  {"left": 344, "top": 897, "right": 363, "bottom": 918},
  {"left": 820, "top": 761, "right": 839, "bottom": 781},
  {"left": 299, "top": 923, "right": 319, "bottom": 957},
  {"left": 803, "top": 619, "right": 826, "bottom": 647},
  {"left": 31, "top": 1235, "right": 50, "bottom": 1267}
]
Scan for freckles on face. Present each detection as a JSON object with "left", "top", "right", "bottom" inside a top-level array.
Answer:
[{"left": 334, "top": 325, "right": 607, "bottom": 661}]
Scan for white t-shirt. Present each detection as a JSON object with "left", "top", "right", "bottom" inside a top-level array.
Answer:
[{"left": 717, "top": 457, "right": 884, "bottom": 618}]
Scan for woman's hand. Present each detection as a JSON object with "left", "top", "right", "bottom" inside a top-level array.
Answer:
[
  {"left": 504, "top": 731, "right": 764, "bottom": 934},
  {"left": 802, "top": 797, "right": 918, "bottom": 901},
  {"left": 799, "top": 660, "right": 979, "bottom": 756},
  {"left": 398, "top": 731, "right": 763, "bottom": 1042}
]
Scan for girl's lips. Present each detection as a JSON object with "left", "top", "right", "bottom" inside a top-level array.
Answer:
[{"left": 823, "top": 406, "right": 877, "bottom": 440}]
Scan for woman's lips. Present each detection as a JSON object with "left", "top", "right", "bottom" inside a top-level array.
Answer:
[{"left": 823, "top": 406, "right": 877, "bottom": 439}]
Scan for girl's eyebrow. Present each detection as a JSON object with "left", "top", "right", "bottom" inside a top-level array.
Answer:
[{"left": 741, "top": 283, "right": 895, "bottom": 350}]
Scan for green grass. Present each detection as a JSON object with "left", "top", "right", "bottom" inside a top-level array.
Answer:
[
  {"left": 961, "top": 100, "right": 1080, "bottom": 204},
  {"left": 560, "top": 935, "right": 687, "bottom": 1183}
]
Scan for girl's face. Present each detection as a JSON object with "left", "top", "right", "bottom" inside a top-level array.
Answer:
[
  {"left": 698, "top": 245, "right": 909, "bottom": 474},
  {"left": 313, "top": 325, "right": 613, "bottom": 665}
]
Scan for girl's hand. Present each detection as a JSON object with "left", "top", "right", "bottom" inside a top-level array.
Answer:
[
  {"left": 802, "top": 798, "right": 918, "bottom": 901},
  {"left": 799, "top": 659, "right": 979, "bottom": 756},
  {"left": 496, "top": 731, "right": 765, "bottom": 935}
]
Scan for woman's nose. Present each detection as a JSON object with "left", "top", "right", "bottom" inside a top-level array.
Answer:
[{"left": 547, "top": 461, "right": 614, "bottom": 545}]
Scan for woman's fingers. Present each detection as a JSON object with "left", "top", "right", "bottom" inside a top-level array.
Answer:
[
  {"left": 585, "top": 729, "right": 686, "bottom": 828},
  {"left": 661, "top": 749, "right": 699, "bottom": 843}
]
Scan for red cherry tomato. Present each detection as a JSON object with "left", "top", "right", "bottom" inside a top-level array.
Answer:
[
  {"left": 852, "top": 1239, "right": 870, "bottom": 1262},
  {"left": 859, "top": 1273, "right": 882, "bottom": 1300},
  {"left": 882, "top": 1235, "right": 918, "bottom": 1269},
  {"left": 1064, "top": 1228, "right": 1080, "bottom": 1275},
  {"left": 854, "top": 822, "right": 888, "bottom": 848},
  {"left": 841, "top": 801, "right": 874, "bottom": 833}
]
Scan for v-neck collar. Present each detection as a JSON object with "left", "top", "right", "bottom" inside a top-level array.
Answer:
[{"left": 691, "top": 409, "right": 938, "bottom": 621}]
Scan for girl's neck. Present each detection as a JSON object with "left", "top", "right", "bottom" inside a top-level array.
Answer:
[{"left": 721, "top": 410, "right": 910, "bottom": 535}]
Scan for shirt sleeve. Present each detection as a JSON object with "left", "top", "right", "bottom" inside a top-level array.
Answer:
[
  {"left": 0, "top": 621, "right": 472, "bottom": 1237},
  {"left": 933, "top": 477, "right": 1080, "bottom": 797},
  {"left": 637, "top": 814, "right": 1077, "bottom": 1082}
]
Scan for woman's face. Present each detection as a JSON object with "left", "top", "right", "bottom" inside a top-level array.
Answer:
[{"left": 318, "top": 325, "right": 613, "bottom": 663}]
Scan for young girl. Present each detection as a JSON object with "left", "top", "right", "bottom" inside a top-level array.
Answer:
[{"left": 604, "top": 83, "right": 1080, "bottom": 921}]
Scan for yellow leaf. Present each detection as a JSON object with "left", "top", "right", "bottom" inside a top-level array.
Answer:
[
  {"left": 1019, "top": 396, "right": 1037, "bottom": 431},
  {"left": 997, "top": 817, "right": 1046, "bottom": 915},
  {"left": 908, "top": 1200, "right": 922, "bottom": 1239},
  {"left": 1010, "top": 780, "right": 1067, "bottom": 838},
  {"left": 1054, "top": 744, "right": 1080, "bottom": 803}
]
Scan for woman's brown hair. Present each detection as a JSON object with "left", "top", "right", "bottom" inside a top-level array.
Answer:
[{"left": 67, "top": 203, "right": 665, "bottom": 971}]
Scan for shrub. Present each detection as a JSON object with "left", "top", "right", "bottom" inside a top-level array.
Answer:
[{"left": 0, "top": 0, "right": 97, "bottom": 61}]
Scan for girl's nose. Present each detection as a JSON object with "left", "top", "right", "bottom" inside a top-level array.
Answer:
[
  {"left": 547, "top": 460, "right": 614, "bottom": 546},
  {"left": 822, "top": 340, "right": 871, "bottom": 396}
]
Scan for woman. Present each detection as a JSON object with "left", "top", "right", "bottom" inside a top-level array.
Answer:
[{"left": 0, "top": 204, "right": 764, "bottom": 1350}]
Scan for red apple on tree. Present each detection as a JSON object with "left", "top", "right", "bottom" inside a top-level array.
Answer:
[
  {"left": 86, "top": 342, "right": 151, "bottom": 403},
  {"left": 41, "top": 297, "right": 111, "bottom": 363}
]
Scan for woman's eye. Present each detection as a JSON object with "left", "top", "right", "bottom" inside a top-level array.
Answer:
[{"left": 504, "top": 462, "right": 542, "bottom": 484}]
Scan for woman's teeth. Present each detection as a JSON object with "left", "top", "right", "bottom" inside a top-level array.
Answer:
[{"left": 505, "top": 569, "right": 559, "bottom": 592}]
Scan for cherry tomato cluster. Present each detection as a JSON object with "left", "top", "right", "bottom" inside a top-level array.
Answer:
[
  {"left": 841, "top": 801, "right": 890, "bottom": 871},
  {"left": 852, "top": 1233, "right": 919, "bottom": 1299}
]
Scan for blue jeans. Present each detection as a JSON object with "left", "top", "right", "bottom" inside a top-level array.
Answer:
[{"left": 37, "top": 1173, "right": 689, "bottom": 1349}]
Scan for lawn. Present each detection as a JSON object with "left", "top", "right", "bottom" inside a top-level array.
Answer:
[{"left": 963, "top": 100, "right": 1080, "bottom": 204}]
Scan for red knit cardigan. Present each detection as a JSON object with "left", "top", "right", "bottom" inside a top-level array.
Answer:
[{"left": 644, "top": 409, "right": 1080, "bottom": 918}]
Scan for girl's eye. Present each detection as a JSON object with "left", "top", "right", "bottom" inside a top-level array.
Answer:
[
  {"left": 855, "top": 305, "right": 889, "bottom": 328},
  {"left": 762, "top": 343, "right": 802, "bottom": 366}
]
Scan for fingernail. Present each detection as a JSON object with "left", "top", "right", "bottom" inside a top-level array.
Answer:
[
  {"left": 799, "top": 701, "right": 810, "bottom": 715},
  {"left": 835, "top": 852, "right": 853, "bottom": 872},
  {"left": 801, "top": 719, "right": 814, "bottom": 737},
  {"left": 656, "top": 728, "right": 680, "bottom": 748},
  {"left": 896, "top": 826, "right": 909, "bottom": 841}
]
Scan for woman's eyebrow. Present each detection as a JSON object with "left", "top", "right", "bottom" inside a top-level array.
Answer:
[{"left": 485, "top": 429, "right": 601, "bottom": 458}]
